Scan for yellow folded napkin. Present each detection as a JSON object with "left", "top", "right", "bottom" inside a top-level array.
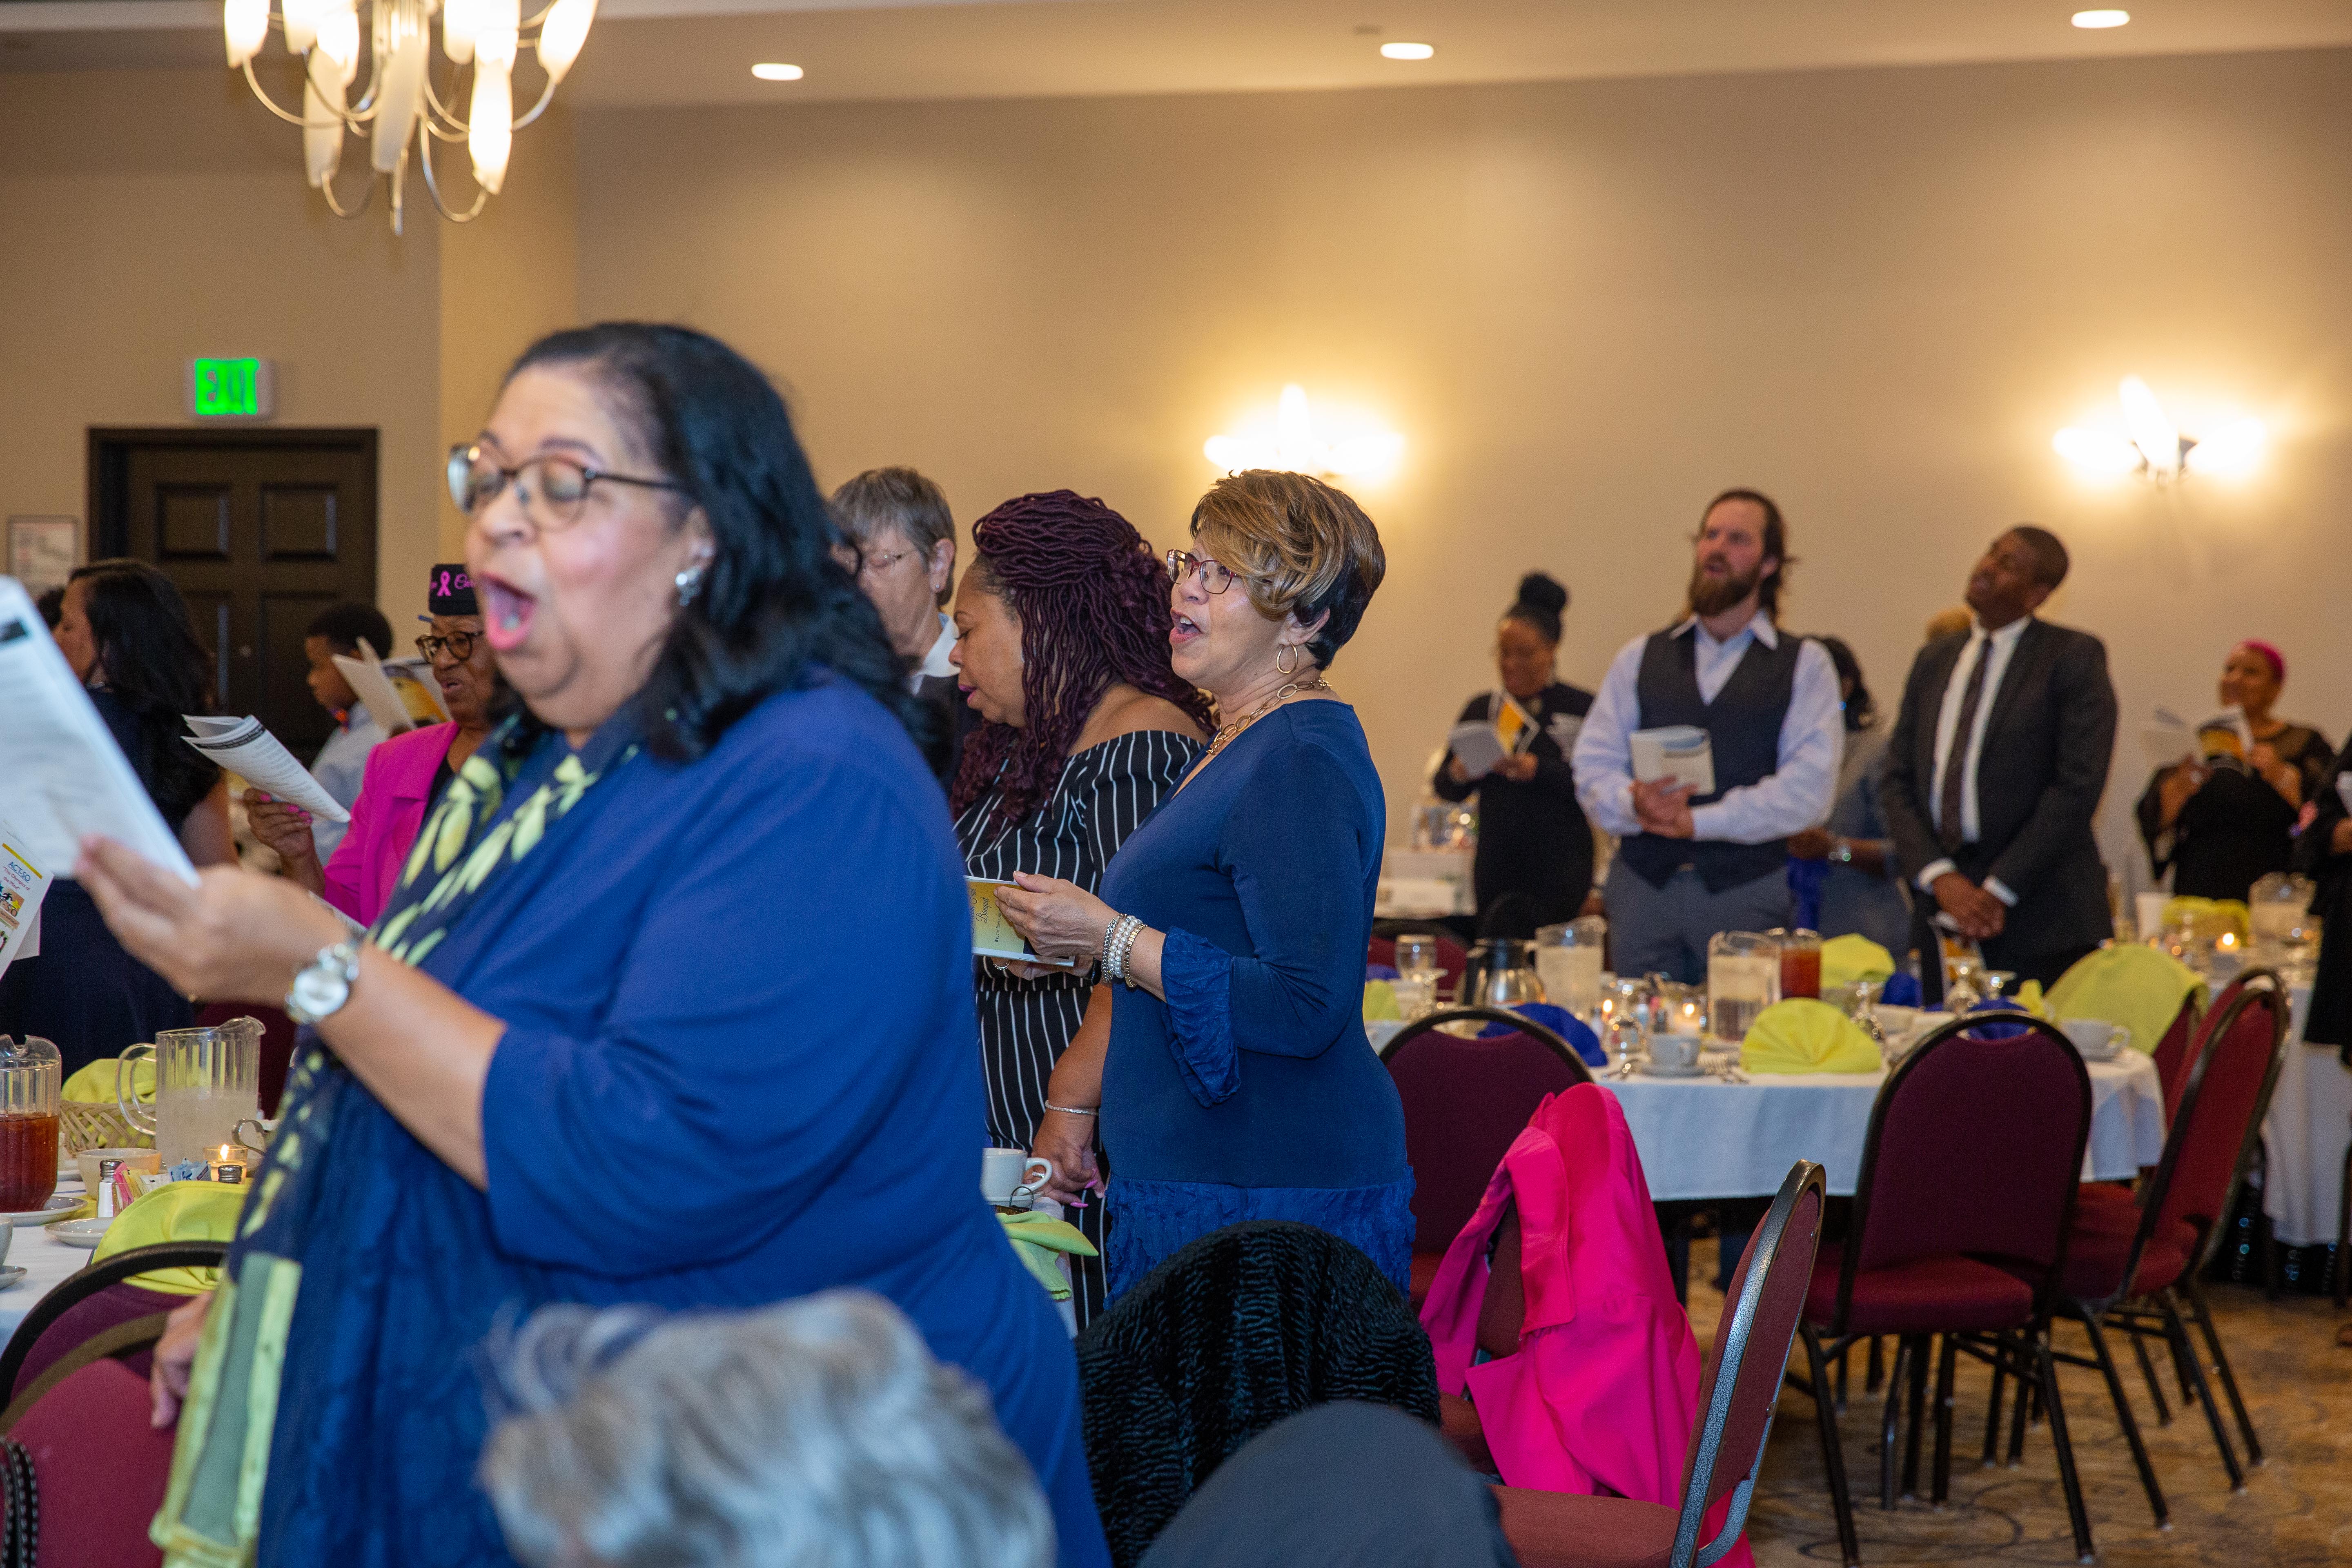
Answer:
[
  {"left": 63, "top": 1055, "right": 154, "bottom": 1105},
  {"left": 89, "top": 1178, "right": 249, "bottom": 1295},
  {"left": 2162, "top": 896, "right": 2248, "bottom": 941},
  {"left": 1363, "top": 980, "right": 1402, "bottom": 1023},
  {"left": 2013, "top": 979, "right": 2045, "bottom": 1016},
  {"left": 1741, "top": 998, "right": 1884, "bottom": 1076},
  {"left": 2045, "top": 944, "right": 2206, "bottom": 1056},
  {"left": 1821, "top": 935, "right": 1897, "bottom": 992},
  {"left": 998, "top": 1210, "right": 1098, "bottom": 1303}
]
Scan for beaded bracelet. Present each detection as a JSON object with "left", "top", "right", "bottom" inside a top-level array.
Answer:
[{"left": 1106, "top": 914, "right": 1145, "bottom": 986}]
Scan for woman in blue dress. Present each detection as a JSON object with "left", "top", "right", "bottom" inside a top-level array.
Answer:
[
  {"left": 998, "top": 470, "right": 1412, "bottom": 1299},
  {"left": 77, "top": 324, "right": 1108, "bottom": 1568}
]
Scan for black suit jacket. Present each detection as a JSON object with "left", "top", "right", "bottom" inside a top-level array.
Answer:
[
  {"left": 1882, "top": 618, "right": 2118, "bottom": 965},
  {"left": 913, "top": 673, "right": 982, "bottom": 786}
]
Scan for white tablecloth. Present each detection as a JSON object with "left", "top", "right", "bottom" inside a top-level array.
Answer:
[
  {"left": 2261, "top": 984, "right": 2350, "bottom": 1247},
  {"left": 0, "top": 1176, "right": 99, "bottom": 1346},
  {"left": 1600, "top": 1050, "right": 2168, "bottom": 1201}
]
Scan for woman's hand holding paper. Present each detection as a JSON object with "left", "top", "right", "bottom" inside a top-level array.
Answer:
[{"left": 994, "top": 872, "right": 1117, "bottom": 966}]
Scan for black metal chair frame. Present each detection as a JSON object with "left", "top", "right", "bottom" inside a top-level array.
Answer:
[
  {"left": 0, "top": 1242, "right": 229, "bottom": 1408},
  {"left": 2038, "top": 971, "right": 2291, "bottom": 1514},
  {"left": 1379, "top": 1007, "right": 1594, "bottom": 1082},
  {"left": 1786, "top": 1013, "right": 2095, "bottom": 1568}
]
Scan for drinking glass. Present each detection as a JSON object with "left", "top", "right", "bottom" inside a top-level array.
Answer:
[
  {"left": 1532, "top": 916, "right": 1605, "bottom": 1019},
  {"left": 1945, "top": 954, "right": 1983, "bottom": 1010},
  {"left": 1707, "top": 932, "right": 1780, "bottom": 1042},
  {"left": 1770, "top": 928, "right": 1822, "bottom": 999},
  {"left": 0, "top": 1035, "right": 60, "bottom": 1212},
  {"left": 1603, "top": 1012, "right": 1647, "bottom": 1077},
  {"left": 1982, "top": 970, "right": 2018, "bottom": 1002},
  {"left": 2249, "top": 873, "right": 2319, "bottom": 978},
  {"left": 1391, "top": 973, "right": 1437, "bottom": 1021}
]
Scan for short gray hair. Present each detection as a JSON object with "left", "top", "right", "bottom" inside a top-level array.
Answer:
[
  {"left": 829, "top": 468, "right": 957, "bottom": 606},
  {"left": 480, "top": 1291, "right": 1055, "bottom": 1568}
]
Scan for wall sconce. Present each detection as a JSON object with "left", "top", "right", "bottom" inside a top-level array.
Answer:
[
  {"left": 2052, "top": 376, "right": 2266, "bottom": 482},
  {"left": 1204, "top": 384, "right": 1404, "bottom": 483}
]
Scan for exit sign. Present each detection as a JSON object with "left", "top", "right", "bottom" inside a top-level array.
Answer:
[{"left": 186, "top": 357, "right": 276, "bottom": 419}]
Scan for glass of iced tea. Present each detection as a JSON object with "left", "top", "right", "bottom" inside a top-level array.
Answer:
[
  {"left": 0, "top": 1035, "right": 60, "bottom": 1213},
  {"left": 1771, "top": 928, "right": 1823, "bottom": 1000}
]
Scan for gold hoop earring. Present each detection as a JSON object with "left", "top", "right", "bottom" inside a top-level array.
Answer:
[{"left": 1275, "top": 644, "right": 1300, "bottom": 677}]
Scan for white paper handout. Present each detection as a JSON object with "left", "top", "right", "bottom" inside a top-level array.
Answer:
[
  {"left": 1629, "top": 726, "right": 1717, "bottom": 796},
  {"left": 0, "top": 818, "right": 52, "bottom": 982},
  {"left": 1448, "top": 722, "right": 1508, "bottom": 780},
  {"left": 0, "top": 577, "right": 198, "bottom": 883},
  {"left": 2140, "top": 704, "right": 2254, "bottom": 771},
  {"left": 331, "top": 639, "right": 450, "bottom": 737},
  {"left": 181, "top": 717, "right": 350, "bottom": 824}
]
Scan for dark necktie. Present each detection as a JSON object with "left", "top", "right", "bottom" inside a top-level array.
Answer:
[{"left": 1938, "top": 637, "right": 1989, "bottom": 854}]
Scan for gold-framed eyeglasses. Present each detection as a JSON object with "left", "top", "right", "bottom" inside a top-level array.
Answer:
[
  {"left": 1167, "top": 550, "right": 1258, "bottom": 595},
  {"left": 829, "top": 543, "right": 918, "bottom": 580},
  {"left": 447, "top": 443, "right": 684, "bottom": 533},
  {"left": 416, "top": 630, "right": 479, "bottom": 663}
]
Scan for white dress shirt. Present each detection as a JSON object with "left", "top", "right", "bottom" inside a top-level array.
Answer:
[
  {"left": 1914, "top": 615, "right": 2031, "bottom": 906},
  {"left": 306, "top": 700, "right": 385, "bottom": 863},
  {"left": 1573, "top": 612, "right": 1843, "bottom": 845},
  {"left": 909, "top": 611, "right": 957, "bottom": 694}
]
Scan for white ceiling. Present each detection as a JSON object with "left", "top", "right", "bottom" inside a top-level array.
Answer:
[{"left": 5, "top": 0, "right": 2350, "bottom": 104}]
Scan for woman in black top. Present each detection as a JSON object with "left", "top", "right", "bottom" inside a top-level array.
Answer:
[
  {"left": 0, "top": 560, "right": 235, "bottom": 1074},
  {"left": 949, "top": 492, "right": 1209, "bottom": 1325},
  {"left": 1432, "top": 572, "right": 1595, "bottom": 936},
  {"left": 2136, "top": 641, "right": 2334, "bottom": 902},
  {"left": 2297, "top": 735, "right": 2352, "bottom": 1060}
]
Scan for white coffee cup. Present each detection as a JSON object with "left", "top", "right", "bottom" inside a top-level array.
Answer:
[
  {"left": 1650, "top": 1032, "right": 1704, "bottom": 1071},
  {"left": 2060, "top": 1019, "right": 2131, "bottom": 1060},
  {"left": 982, "top": 1148, "right": 1053, "bottom": 1203}
]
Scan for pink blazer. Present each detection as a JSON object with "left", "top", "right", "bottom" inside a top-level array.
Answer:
[
  {"left": 1420, "top": 1085, "right": 1753, "bottom": 1568},
  {"left": 321, "top": 723, "right": 458, "bottom": 927}
]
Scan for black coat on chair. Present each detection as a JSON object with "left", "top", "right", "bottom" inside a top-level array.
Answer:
[{"left": 1075, "top": 1221, "right": 1442, "bottom": 1568}]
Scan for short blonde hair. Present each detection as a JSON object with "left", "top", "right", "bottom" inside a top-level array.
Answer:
[{"left": 1189, "top": 471, "right": 1386, "bottom": 668}]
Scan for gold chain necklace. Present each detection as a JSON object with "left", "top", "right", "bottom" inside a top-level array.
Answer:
[{"left": 1205, "top": 675, "right": 1332, "bottom": 762}]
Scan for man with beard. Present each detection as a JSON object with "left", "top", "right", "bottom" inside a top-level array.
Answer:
[
  {"left": 1880, "top": 526, "right": 2116, "bottom": 998},
  {"left": 1573, "top": 489, "right": 1843, "bottom": 984}
]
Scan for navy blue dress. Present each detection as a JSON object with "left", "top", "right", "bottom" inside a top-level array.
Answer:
[
  {"left": 1097, "top": 701, "right": 1412, "bottom": 1297},
  {"left": 239, "top": 681, "right": 1108, "bottom": 1568}
]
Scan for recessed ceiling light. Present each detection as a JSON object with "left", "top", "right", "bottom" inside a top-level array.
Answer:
[
  {"left": 2071, "top": 9, "right": 2129, "bottom": 27},
  {"left": 751, "top": 62, "right": 804, "bottom": 81},
  {"left": 1379, "top": 41, "right": 1435, "bottom": 60}
]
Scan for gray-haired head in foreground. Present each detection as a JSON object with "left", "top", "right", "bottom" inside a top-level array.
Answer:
[
  {"left": 480, "top": 1290, "right": 1055, "bottom": 1568},
  {"left": 830, "top": 467, "right": 957, "bottom": 606}
]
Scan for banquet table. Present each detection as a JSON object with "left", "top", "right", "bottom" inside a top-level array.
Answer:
[
  {"left": 2261, "top": 984, "right": 2349, "bottom": 1248},
  {"left": 1592, "top": 1052, "right": 2163, "bottom": 1201},
  {"left": 0, "top": 1174, "right": 99, "bottom": 1346}
]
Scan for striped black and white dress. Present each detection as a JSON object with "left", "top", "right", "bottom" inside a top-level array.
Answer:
[{"left": 957, "top": 728, "right": 1201, "bottom": 1326}]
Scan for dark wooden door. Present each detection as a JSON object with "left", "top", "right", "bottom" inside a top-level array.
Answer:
[{"left": 90, "top": 429, "right": 378, "bottom": 760}]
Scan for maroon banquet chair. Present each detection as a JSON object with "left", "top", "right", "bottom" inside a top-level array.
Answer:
[
  {"left": 1383, "top": 1007, "right": 1590, "bottom": 1305},
  {"left": 2056, "top": 970, "right": 2290, "bottom": 1514},
  {"left": 1793, "top": 1014, "right": 2094, "bottom": 1568},
  {"left": 0, "top": 1244, "right": 229, "bottom": 1413},
  {"left": 1492, "top": 1161, "right": 1828, "bottom": 1568},
  {"left": 4, "top": 1359, "right": 174, "bottom": 1568},
  {"left": 2144, "top": 992, "right": 2203, "bottom": 1118},
  {"left": 194, "top": 1000, "right": 297, "bottom": 1117}
]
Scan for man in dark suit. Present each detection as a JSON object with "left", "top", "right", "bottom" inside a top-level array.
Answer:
[
  {"left": 1883, "top": 526, "right": 2118, "bottom": 998},
  {"left": 829, "top": 466, "right": 980, "bottom": 783}
]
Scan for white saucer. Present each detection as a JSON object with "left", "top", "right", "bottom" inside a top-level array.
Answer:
[
  {"left": 49, "top": 1218, "right": 111, "bottom": 1249},
  {"left": 0, "top": 1196, "right": 82, "bottom": 1226},
  {"left": 1639, "top": 1061, "right": 1709, "bottom": 1079},
  {"left": 0, "top": 1267, "right": 26, "bottom": 1290}
]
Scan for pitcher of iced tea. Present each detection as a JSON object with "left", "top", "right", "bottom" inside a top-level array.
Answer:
[
  {"left": 119, "top": 1017, "right": 261, "bottom": 1168},
  {"left": 0, "top": 1035, "right": 61, "bottom": 1212}
]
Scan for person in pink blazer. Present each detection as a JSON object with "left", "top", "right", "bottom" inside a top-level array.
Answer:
[{"left": 248, "top": 564, "right": 503, "bottom": 926}]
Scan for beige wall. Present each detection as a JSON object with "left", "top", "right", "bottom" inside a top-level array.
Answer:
[
  {"left": 0, "top": 67, "right": 443, "bottom": 617},
  {"left": 577, "top": 48, "right": 2352, "bottom": 888}
]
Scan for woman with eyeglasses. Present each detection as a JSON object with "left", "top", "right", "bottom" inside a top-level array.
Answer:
[
  {"left": 994, "top": 471, "right": 1412, "bottom": 1301},
  {"left": 1430, "top": 571, "right": 1596, "bottom": 938},
  {"left": 245, "top": 563, "right": 508, "bottom": 926},
  {"left": 73, "top": 324, "right": 1110, "bottom": 1568}
]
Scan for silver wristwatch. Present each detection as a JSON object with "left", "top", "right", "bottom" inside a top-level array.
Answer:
[{"left": 285, "top": 940, "right": 361, "bottom": 1025}]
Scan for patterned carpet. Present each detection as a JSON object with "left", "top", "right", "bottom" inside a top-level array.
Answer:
[{"left": 1683, "top": 1241, "right": 2352, "bottom": 1567}]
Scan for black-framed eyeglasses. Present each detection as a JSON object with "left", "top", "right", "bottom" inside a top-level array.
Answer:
[
  {"left": 416, "top": 630, "right": 478, "bottom": 664},
  {"left": 1167, "top": 550, "right": 1257, "bottom": 595},
  {"left": 447, "top": 443, "right": 684, "bottom": 534}
]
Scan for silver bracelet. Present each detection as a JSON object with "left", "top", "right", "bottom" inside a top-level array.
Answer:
[
  {"left": 1100, "top": 916, "right": 1125, "bottom": 973},
  {"left": 1106, "top": 914, "right": 1144, "bottom": 985},
  {"left": 1042, "top": 1100, "right": 1100, "bottom": 1116}
]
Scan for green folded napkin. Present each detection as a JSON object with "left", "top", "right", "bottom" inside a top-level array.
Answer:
[
  {"left": 1363, "top": 980, "right": 1402, "bottom": 1023},
  {"left": 1741, "top": 998, "right": 1884, "bottom": 1076},
  {"left": 2162, "top": 896, "right": 2248, "bottom": 940},
  {"left": 1821, "top": 935, "right": 1896, "bottom": 992},
  {"left": 63, "top": 1054, "right": 154, "bottom": 1105},
  {"left": 90, "top": 1178, "right": 248, "bottom": 1295},
  {"left": 998, "top": 1209, "right": 1098, "bottom": 1302},
  {"left": 2045, "top": 944, "right": 2206, "bottom": 1056}
]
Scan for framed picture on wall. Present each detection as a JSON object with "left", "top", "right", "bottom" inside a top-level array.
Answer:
[{"left": 5, "top": 517, "right": 80, "bottom": 599}]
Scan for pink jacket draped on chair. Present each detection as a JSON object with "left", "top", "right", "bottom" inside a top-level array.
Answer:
[
  {"left": 1420, "top": 1083, "right": 1753, "bottom": 1568},
  {"left": 321, "top": 722, "right": 458, "bottom": 926}
]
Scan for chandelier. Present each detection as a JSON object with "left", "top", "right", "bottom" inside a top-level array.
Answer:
[{"left": 221, "top": 0, "right": 597, "bottom": 234}]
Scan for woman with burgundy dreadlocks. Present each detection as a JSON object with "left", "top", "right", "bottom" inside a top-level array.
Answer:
[{"left": 950, "top": 491, "right": 1212, "bottom": 1325}]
